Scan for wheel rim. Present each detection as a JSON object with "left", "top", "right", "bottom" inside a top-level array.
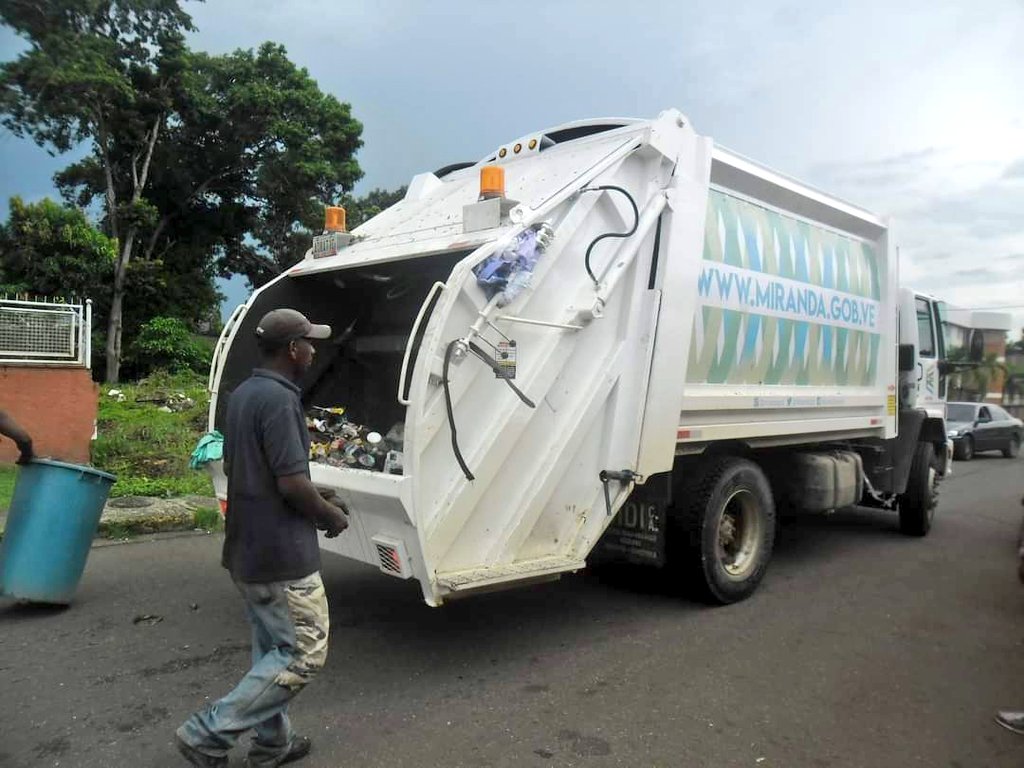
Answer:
[
  {"left": 1011, "top": 438, "right": 1020, "bottom": 456},
  {"left": 716, "top": 489, "right": 762, "bottom": 579},
  {"left": 964, "top": 438, "right": 973, "bottom": 459}
]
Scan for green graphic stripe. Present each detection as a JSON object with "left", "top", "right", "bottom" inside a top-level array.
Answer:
[
  {"left": 706, "top": 190, "right": 879, "bottom": 301},
  {"left": 686, "top": 309, "right": 880, "bottom": 386}
]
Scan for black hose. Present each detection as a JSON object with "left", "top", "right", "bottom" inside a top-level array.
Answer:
[
  {"left": 442, "top": 338, "right": 539, "bottom": 482},
  {"left": 443, "top": 340, "right": 474, "bottom": 481},
  {"left": 582, "top": 185, "right": 640, "bottom": 287}
]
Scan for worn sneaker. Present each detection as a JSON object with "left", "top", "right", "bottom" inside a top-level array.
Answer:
[
  {"left": 246, "top": 735, "right": 313, "bottom": 767},
  {"left": 175, "top": 735, "right": 228, "bottom": 768},
  {"left": 995, "top": 711, "right": 1024, "bottom": 735}
]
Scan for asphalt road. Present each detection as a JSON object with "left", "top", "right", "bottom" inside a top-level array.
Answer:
[{"left": 2, "top": 454, "right": 1023, "bottom": 768}]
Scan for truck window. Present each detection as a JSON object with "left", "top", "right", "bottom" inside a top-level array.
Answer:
[{"left": 916, "top": 297, "right": 935, "bottom": 358}]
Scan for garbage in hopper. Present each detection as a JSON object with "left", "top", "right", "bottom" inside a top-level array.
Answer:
[{"left": 306, "top": 406, "right": 403, "bottom": 474}]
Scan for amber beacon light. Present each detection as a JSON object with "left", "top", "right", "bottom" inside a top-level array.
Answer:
[
  {"left": 479, "top": 165, "right": 506, "bottom": 200},
  {"left": 324, "top": 205, "right": 347, "bottom": 233}
]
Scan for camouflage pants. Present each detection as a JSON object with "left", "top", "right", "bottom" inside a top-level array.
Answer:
[{"left": 176, "top": 572, "right": 330, "bottom": 760}]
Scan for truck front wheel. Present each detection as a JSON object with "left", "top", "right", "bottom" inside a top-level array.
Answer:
[
  {"left": 670, "top": 457, "right": 776, "bottom": 604},
  {"left": 898, "top": 441, "right": 938, "bottom": 536}
]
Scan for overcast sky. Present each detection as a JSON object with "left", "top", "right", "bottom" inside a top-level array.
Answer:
[{"left": 2, "top": 0, "right": 1022, "bottom": 331}]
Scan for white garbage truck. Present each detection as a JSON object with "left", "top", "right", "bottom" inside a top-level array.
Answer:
[{"left": 207, "top": 109, "right": 953, "bottom": 606}]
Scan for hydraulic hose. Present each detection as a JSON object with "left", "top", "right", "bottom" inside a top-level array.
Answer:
[
  {"left": 582, "top": 185, "right": 640, "bottom": 288},
  {"left": 443, "top": 340, "right": 474, "bottom": 481},
  {"left": 442, "top": 339, "right": 539, "bottom": 482}
]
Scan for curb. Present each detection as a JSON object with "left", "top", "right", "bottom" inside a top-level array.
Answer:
[
  {"left": 0, "top": 494, "right": 222, "bottom": 539},
  {"left": 98, "top": 495, "right": 222, "bottom": 538}
]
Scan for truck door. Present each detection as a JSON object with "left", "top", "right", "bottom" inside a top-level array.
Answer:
[{"left": 914, "top": 296, "right": 944, "bottom": 417}]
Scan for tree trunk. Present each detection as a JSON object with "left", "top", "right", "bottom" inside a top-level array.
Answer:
[
  {"left": 104, "top": 226, "right": 138, "bottom": 382},
  {"left": 98, "top": 121, "right": 119, "bottom": 243},
  {"left": 103, "top": 116, "right": 162, "bottom": 383}
]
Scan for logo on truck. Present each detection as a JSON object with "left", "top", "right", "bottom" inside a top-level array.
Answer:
[
  {"left": 688, "top": 190, "right": 883, "bottom": 387},
  {"left": 697, "top": 263, "right": 879, "bottom": 332}
]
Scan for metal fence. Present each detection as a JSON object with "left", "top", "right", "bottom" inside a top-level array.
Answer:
[{"left": 0, "top": 297, "right": 92, "bottom": 368}]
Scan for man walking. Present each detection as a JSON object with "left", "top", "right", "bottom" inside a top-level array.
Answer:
[{"left": 177, "top": 309, "right": 350, "bottom": 768}]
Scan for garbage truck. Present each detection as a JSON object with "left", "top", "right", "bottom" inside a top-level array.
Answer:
[{"left": 207, "top": 109, "right": 952, "bottom": 607}]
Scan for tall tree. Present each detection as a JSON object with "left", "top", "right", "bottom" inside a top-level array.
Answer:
[
  {"left": 0, "top": 0, "right": 195, "bottom": 381},
  {"left": 0, "top": 196, "right": 218, "bottom": 374},
  {"left": 58, "top": 42, "right": 364, "bottom": 289},
  {"left": 0, "top": 196, "right": 115, "bottom": 302}
]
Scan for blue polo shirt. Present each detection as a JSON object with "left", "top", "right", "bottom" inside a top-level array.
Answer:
[{"left": 220, "top": 369, "right": 320, "bottom": 583}]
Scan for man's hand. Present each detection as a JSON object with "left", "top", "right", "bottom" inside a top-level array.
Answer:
[
  {"left": 321, "top": 509, "right": 349, "bottom": 538},
  {"left": 0, "top": 410, "right": 33, "bottom": 464},
  {"left": 278, "top": 473, "right": 351, "bottom": 537},
  {"left": 15, "top": 439, "right": 34, "bottom": 465},
  {"left": 320, "top": 496, "right": 349, "bottom": 538}
]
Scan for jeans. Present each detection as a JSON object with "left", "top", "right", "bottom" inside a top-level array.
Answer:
[{"left": 177, "top": 572, "right": 329, "bottom": 760}]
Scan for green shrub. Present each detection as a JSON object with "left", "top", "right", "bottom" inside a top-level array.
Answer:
[
  {"left": 127, "top": 317, "right": 212, "bottom": 377},
  {"left": 92, "top": 371, "right": 214, "bottom": 498}
]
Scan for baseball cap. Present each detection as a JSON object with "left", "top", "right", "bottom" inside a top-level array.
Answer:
[{"left": 255, "top": 308, "right": 332, "bottom": 347}]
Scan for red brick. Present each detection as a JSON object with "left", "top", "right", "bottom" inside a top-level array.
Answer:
[{"left": 0, "top": 366, "right": 99, "bottom": 465}]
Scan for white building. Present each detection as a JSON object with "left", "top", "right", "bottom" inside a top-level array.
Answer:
[{"left": 941, "top": 307, "right": 1013, "bottom": 355}]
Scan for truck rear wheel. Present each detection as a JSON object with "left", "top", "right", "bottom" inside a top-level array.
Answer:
[
  {"left": 898, "top": 441, "right": 937, "bottom": 536},
  {"left": 670, "top": 457, "right": 776, "bottom": 604}
]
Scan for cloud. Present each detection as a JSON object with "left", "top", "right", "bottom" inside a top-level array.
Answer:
[
  {"left": 926, "top": 177, "right": 1024, "bottom": 239},
  {"left": 948, "top": 267, "right": 1006, "bottom": 285},
  {"left": 1, "top": 0, "right": 1022, "bottom": 329},
  {"left": 810, "top": 147, "right": 948, "bottom": 195},
  {"left": 1004, "top": 158, "right": 1024, "bottom": 178}
]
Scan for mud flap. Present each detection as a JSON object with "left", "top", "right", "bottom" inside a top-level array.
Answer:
[{"left": 591, "top": 473, "right": 670, "bottom": 567}]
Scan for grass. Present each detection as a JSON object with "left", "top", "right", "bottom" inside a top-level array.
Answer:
[
  {"left": 92, "top": 370, "right": 215, "bottom": 499},
  {"left": 0, "top": 464, "right": 16, "bottom": 511},
  {"left": 192, "top": 505, "right": 224, "bottom": 532}
]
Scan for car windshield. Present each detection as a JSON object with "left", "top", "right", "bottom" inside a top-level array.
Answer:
[{"left": 947, "top": 404, "right": 976, "bottom": 422}]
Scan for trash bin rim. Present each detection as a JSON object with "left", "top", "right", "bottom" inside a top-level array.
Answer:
[{"left": 26, "top": 458, "right": 117, "bottom": 482}]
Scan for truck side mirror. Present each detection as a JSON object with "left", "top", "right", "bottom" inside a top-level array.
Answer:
[
  {"left": 969, "top": 330, "right": 984, "bottom": 363},
  {"left": 898, "top": 344, "right": 915, "bottom": 372}
]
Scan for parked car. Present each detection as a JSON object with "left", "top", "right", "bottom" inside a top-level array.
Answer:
[{"left": 946, "top": 402, "right": 1023, "bottom": 460}]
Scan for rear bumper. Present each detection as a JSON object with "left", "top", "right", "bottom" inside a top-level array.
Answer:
[{"left": 208, "top": 461, "right": 434, "bottom": 603}]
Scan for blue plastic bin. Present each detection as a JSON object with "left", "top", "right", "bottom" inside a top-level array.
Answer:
[{"left": 0, "top": 459, "right": 116, "bottom": 604}]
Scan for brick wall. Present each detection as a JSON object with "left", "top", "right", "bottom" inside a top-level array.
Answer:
[{"left": 0, "top": 366, "right": 98, "bottom": 464}]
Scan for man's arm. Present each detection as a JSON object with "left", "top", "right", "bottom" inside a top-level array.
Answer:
[
  {"left": 0, "top": 410, "right": 34, "bottom": 463},
  {"left": 277, "top": 473, "right": 349, "bottom": 536}
]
